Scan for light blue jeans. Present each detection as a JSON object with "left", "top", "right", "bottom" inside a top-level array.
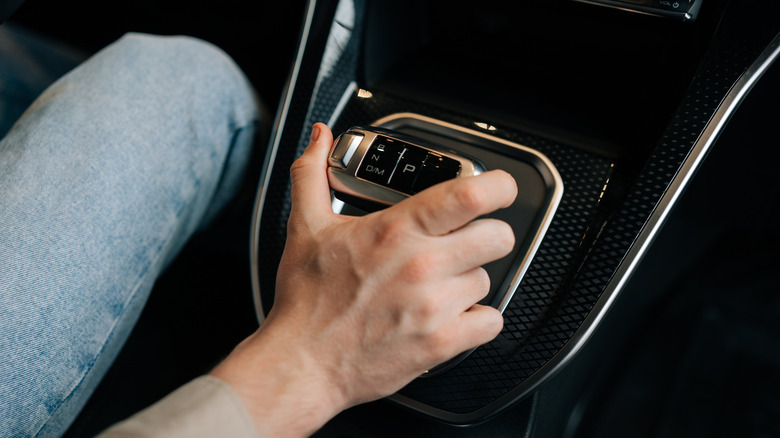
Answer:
[{"left": 0, "top": 30, "right": 259, "bottom": 437}]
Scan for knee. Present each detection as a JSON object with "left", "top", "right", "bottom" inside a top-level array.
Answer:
[
  {"left": 114, "top": 33, "right": 237, "bottom": 79},
  {"left": 95, "top": 33, "right": 258, "bottom": 126}
]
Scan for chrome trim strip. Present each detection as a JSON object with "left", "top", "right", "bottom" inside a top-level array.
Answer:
[
  {"left": 328, "top": 81, "right": 357, "bottom": 127},
  {"left": 571, "top": 0, "right": 696, "bottom": 21},
  {"left": 331, "top": 197, "right": 346, "bottom": 213},
  {"left": 448, "top": 32, "right": 780, "bottom": 424},
  {"left": 250, "top": 0, "right": 317, "bottom": 325},
  {"left": 301, "top": 0, "right": 356, "bottom": 140},
  {"left": 341, "top": 133, "right": 361, "bottom": 167},
  {"left": 372, "top": 113, "right": 564, "bottom": 314}
]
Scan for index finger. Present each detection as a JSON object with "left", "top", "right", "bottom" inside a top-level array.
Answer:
[{"left": 390, "top": 170, "right": 518, "bottom": 236}]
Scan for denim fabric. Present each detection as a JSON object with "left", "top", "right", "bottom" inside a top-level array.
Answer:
[
  {"left": 0, "top": 32, "right": 258, "bottom": 437},
  {"left": 0, "top": 23, "right": 88, "bottom": 139}
]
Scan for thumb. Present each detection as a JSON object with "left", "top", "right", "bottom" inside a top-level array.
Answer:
[{"left": 289, "top": 123, "right": 335, "bottom": 227}]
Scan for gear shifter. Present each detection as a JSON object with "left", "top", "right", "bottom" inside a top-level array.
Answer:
[{"left": 328, "top": 126, "right": 485, "bottom": 211}]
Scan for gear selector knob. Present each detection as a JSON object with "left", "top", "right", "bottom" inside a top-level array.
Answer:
[{"left": 328, "top": 126, "right": 484, "bottom": 209}]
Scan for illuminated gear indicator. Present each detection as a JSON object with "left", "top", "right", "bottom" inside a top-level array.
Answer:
[
  {"left": 328, "top": 127, "right": 484, "bottom": 207},
  {"left": 356, "top": 136, "right": 461, "bottom": 195},
  {"left": 355, "top": 141, "right": 403, "bottom": 185}
]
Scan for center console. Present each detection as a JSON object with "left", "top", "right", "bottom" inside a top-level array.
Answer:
[{"left": 249, "top": 0, "right": 780, "bottom": 429}]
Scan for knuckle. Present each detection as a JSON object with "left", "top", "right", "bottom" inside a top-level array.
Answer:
[
  {"left": 475, "top": 267, "right": 491, "bottom": 294},
  {"left": 285, "top": 213, "right": 307, "bottom": 236},
  {"left": 401, "top": 253, "right": 439, "bottom": 283},
  {"left": 484, "top": 309, "right": 505, "bottom": 338},
  {"left": 289, "top": 154, "right": 313, "bottom": 181},
  {"left": 480, "top": 306, "right": 504, "bottom": 332},
  {"left": 372, "top": 216, "right": 408, "bottom": 247},
  {"left": 415, "top": 296, "right": 442, "bottom": 322},
  {"left": 289, "top": 155, "right": 305, "bottom": 174},
  {"left": 495, "top": 221, "right": 516, "bottom": 254},
  {"left": 492, "top": 169, "right": 518, "bottom": 198},
  {"left": 425, "top": 329, "right": 454, "bottom": 359},
  {"left": 453, "top": 182, "right": 487, "bottom": 215}
]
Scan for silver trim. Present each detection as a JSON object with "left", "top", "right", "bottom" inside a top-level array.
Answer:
[
  {"left": 422, "top": 32, "right": 780, "bottom": 424},
  {"left": 327, "top": 81, "right": 357, "bottom": 127},
  {"left": 301, "top": 0, "right": 356, "bottom": 141},
  {"left": 571, "top": 0, "right": 699, "bottom": 21},
  {"left": 538, "top": 31, "right": 780, "bottom": 390},
  {"left": 249, "top": 0, "right": 317, "bottom": 325},
  {"left": 372, "top": 113, "right": 564, "bottom": 314},
  {"left": 329, "top": 132, "right": 363, "bottom": 168},
  {"left": 342, "top": 133, "right": 362, "bottom": 167}
]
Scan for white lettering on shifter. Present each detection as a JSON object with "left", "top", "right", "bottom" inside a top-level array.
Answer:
[{"left": 366, "top": 165, "right": 385, "bottom": 175}]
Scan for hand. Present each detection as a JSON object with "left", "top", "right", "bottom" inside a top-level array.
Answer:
[{"left": 211, "top": 123, "right": 518, "bottom": 437}]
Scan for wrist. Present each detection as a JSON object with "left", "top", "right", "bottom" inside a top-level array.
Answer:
[{"left": 210, "top": 325, "right": 347, "bottom": 437}]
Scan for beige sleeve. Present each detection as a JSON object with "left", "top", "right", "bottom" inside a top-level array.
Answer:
[{"left": 98, "top": 375, "right": 258, "bottom": 438}]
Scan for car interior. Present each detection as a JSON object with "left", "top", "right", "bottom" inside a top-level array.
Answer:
[{"left": 2, "top": 0, "right": 779, "bottom": 436}]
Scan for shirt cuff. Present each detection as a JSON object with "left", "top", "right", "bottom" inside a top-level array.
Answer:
[{"left": 98, "top": 375, "right": 258, "bottom": 438}]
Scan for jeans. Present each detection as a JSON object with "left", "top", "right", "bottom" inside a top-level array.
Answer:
[{"left": 0, "top": 31, "right": 259, "bottom": 437}]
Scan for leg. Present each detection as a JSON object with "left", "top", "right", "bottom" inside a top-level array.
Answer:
[
  {"left": 0, "top": 23, "right": 88, "bottom": 138},
  {"left": 0, "top": 33, "right": 258, "bottom": 437}
]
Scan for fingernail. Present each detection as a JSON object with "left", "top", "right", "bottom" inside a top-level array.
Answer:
[{"left": 310, "top": 124, "right": 321, "bottom": 143}]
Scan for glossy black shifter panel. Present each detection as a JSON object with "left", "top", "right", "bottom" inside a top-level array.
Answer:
[{"left": 328, "top": 126, "right": 484, "bottom": 208}]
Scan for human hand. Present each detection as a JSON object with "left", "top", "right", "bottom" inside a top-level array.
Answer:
[{"left": 211, "top": 123, "right": 517, "bottom": 437}]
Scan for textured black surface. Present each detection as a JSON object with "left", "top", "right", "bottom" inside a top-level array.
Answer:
[
  {"left": 255, "top": 0, "right": 780, "bottom": 420},
  {"left": 564, "top": 52, "right": 780, "bottom": 437}
]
